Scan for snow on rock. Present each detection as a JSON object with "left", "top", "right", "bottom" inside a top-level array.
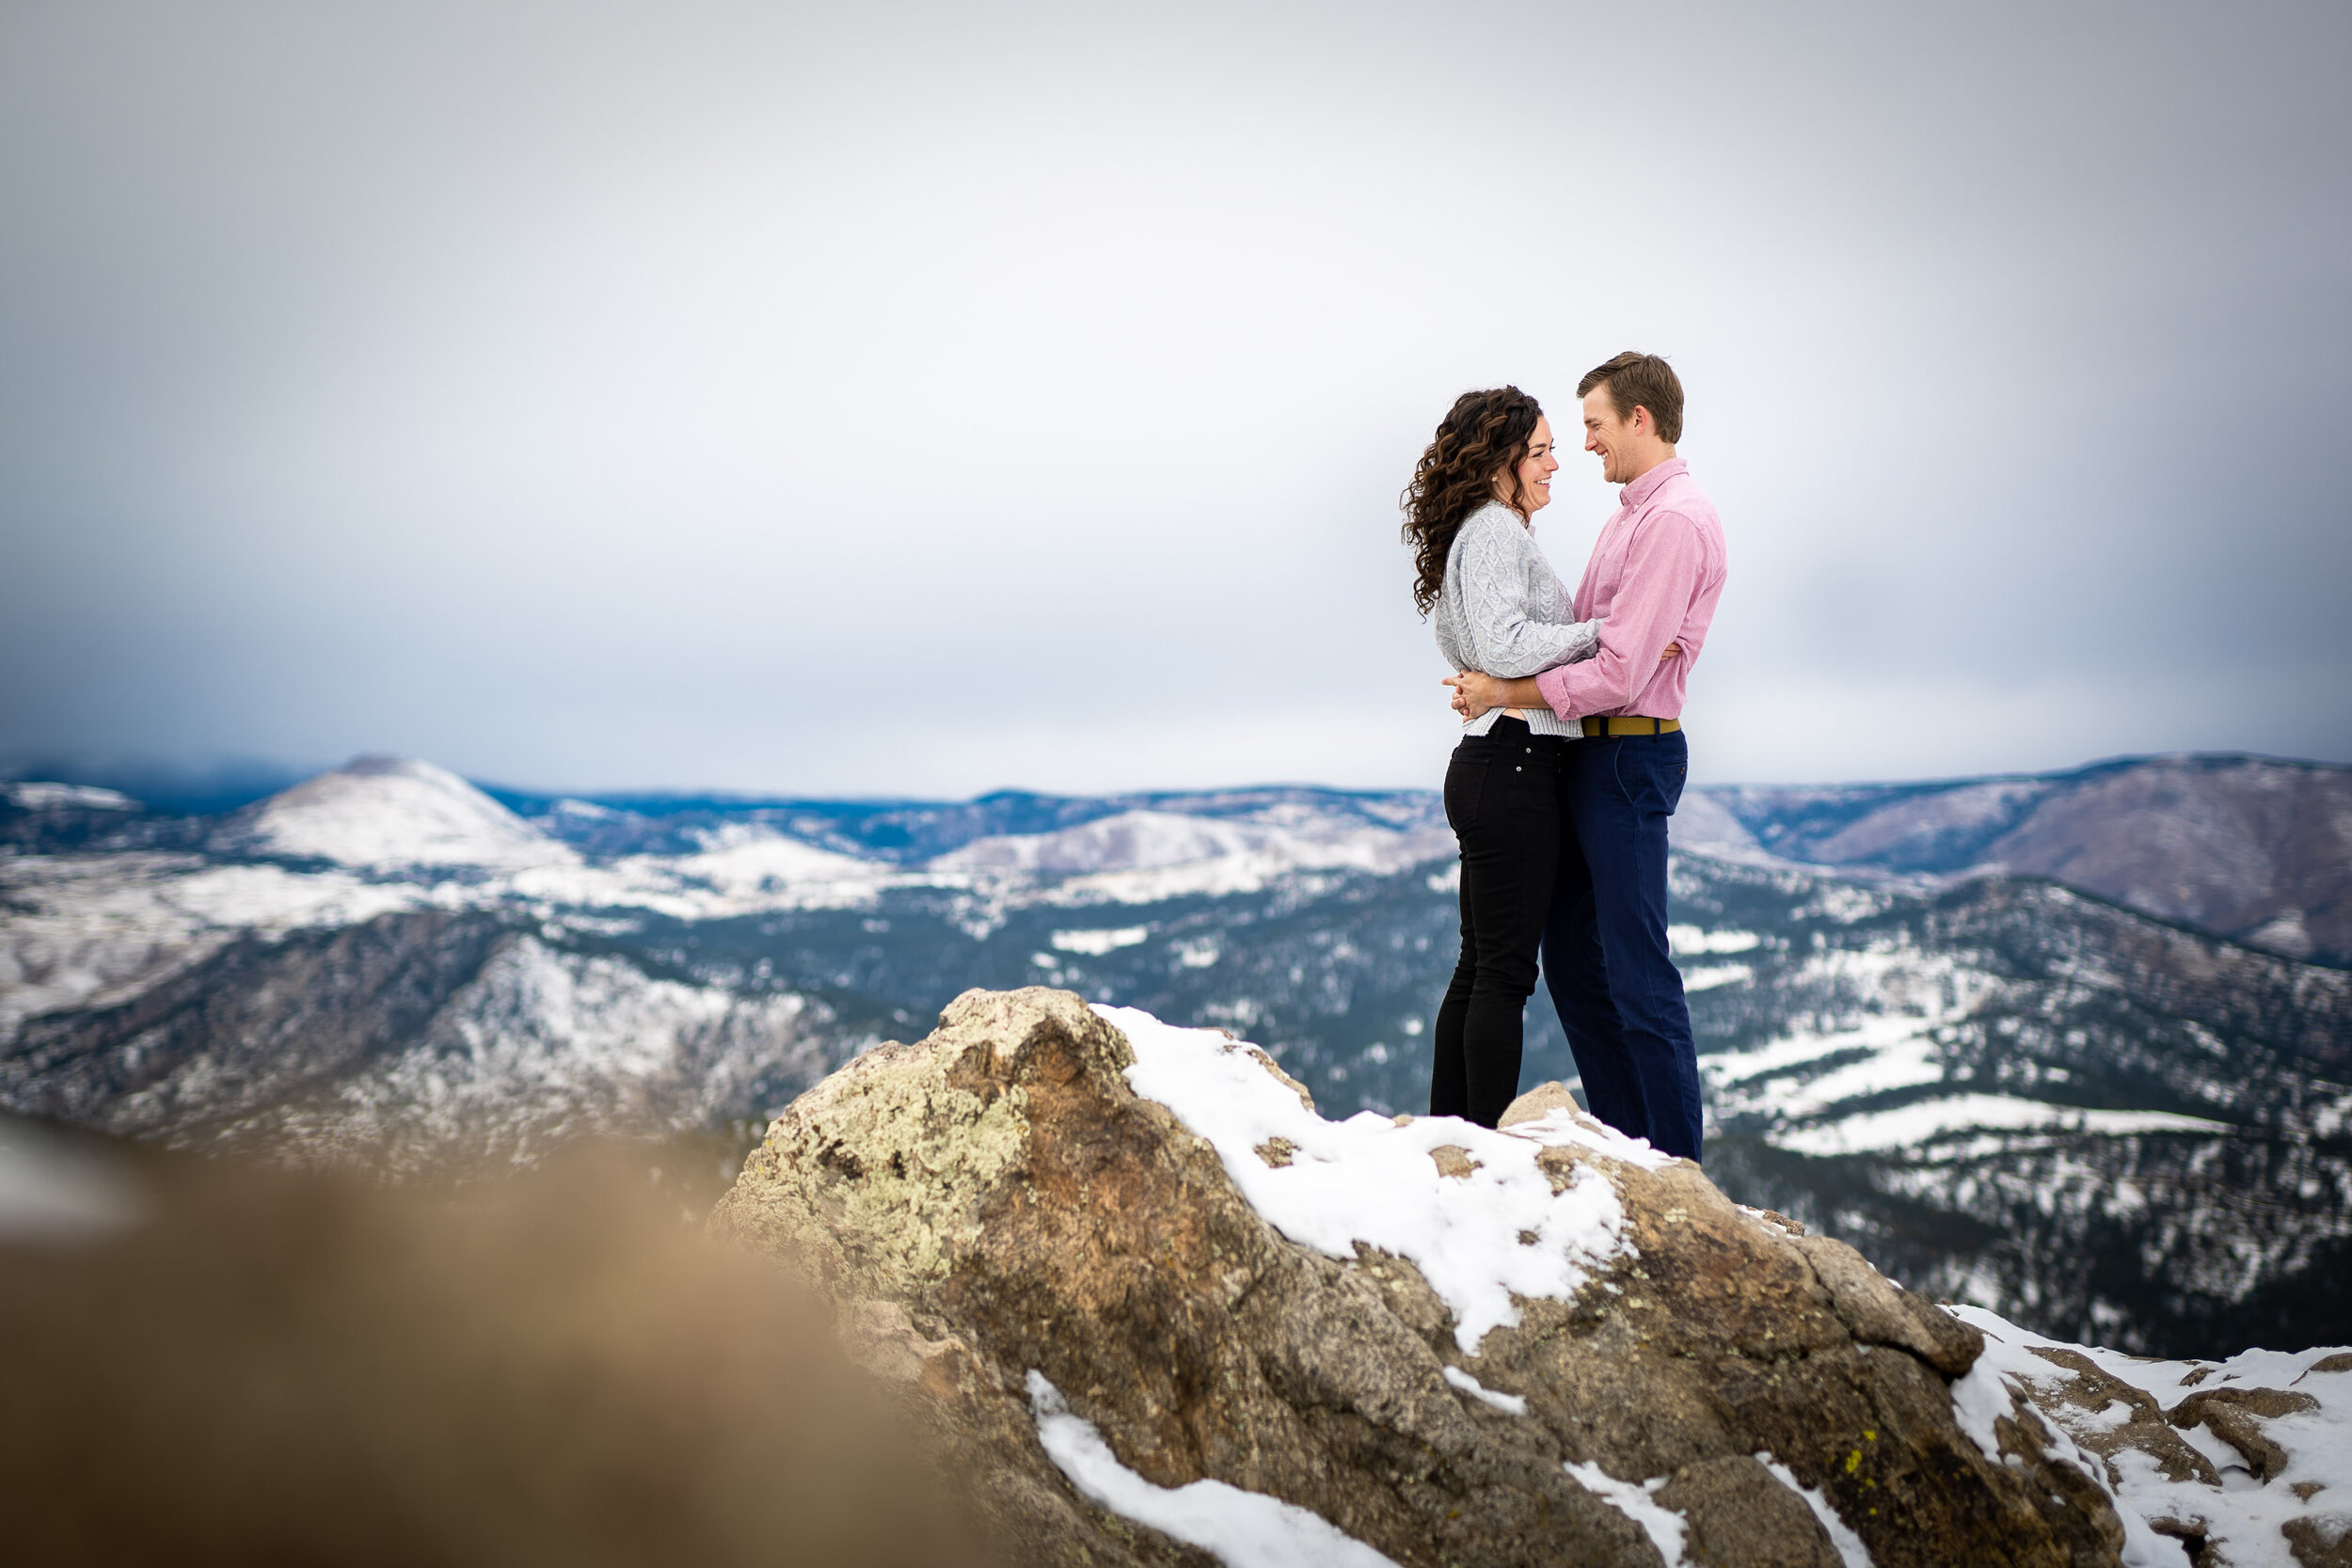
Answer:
[
  {"left": 712, "top": 989, "right": 2137, "bottom": 1568},
  {"left": 1440, "top": 1365, "right": 1528, "bottom": 1415},
  {"left": 1027, "top": 1371, "right": 1401, "bottom": 1568},
  {"left": 1950, "top": 1305, "right": 2352, "bottom": 1568},
  {"left": 1104, "top": 1005, "right": 1648, "bottom": 1353},
  {"left": 1564, "top": 1462, "right": 1692, "bottom": 1565},
  {"left": 235, "top": 756, "right": 574, "bottom": 872},
  {"left": 1754, "top": 1453, "right": 1874, "bottom": 1567}
]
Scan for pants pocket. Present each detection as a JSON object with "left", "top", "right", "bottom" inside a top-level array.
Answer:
[{"left": 1609, "top": 736, "right": 1688, "bottom": 816}]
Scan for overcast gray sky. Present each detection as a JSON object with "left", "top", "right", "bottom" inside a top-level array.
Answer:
[{"left": 3, "top": 0, "right": 2346, "bottom": 799}]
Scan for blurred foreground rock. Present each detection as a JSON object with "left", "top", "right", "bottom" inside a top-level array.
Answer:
[
  {"left": 0, "top": 1130, "right": 977, "bottom": 1567},
  {"left": 709, "top": 988, "right": 2137, "bottom": 1568}
]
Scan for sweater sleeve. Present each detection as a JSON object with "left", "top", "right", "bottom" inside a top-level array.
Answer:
[
  {"left": 1534, "top": 510, "right": 1703, "bottom": 719},
  {"left": 1454, "top": 517, "right": 1600, "bottom": 678}
]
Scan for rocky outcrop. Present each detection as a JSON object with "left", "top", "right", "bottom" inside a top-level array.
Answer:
[{"left": 710, "top": 988, "right": 2135, "bottom": 1567}]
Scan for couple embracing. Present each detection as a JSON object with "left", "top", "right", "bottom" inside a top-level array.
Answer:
[{"left": 1404, "top": 353, "right": 1726, "bottom": 1162}]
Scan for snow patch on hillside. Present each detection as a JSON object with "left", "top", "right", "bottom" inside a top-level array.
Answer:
[
  {"left": 506, "top": 824, "right": 898, "bottom": 917},
  {"left": 1779, "top": 1096, "right": 2233, "bottom": 1157},
  {"left": 1669, "top": 925, "right": 1761, "bottom": 955},
  {"left": 1666, "top": 789, "right": 1767, "bottom": 863},
  {"left": 220, "top": 937, "right": 831, "bottom": 1172},
  {"left": 5, "top": 782, "right": 139, "bottom": 811},
  {"left": 0, "top": 853, "right": 425, "bottom": 1038},
  {"left": 936, "top": 808, "right": 1454, "bottom": 903},
  {"left": 1699, "top": 947, "right": 2012, "bottom": 1138}
]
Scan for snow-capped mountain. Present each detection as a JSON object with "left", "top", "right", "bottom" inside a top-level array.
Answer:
[
  {"left": 221, "top": 755, "right": 578, "bottom": 873},
  {"left": 2, "top": 752, "right": 2345, "bottom": 1355}
]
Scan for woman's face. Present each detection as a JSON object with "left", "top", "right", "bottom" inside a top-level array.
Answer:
[{"left": 1501, "top": 415, "right": 1560, "bottom": 515}]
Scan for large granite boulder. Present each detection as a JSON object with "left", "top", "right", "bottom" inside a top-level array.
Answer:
[{"left": 709, "top": 988, "right": 2128, "bottom": 1567}]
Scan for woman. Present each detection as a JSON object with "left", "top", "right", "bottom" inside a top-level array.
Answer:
[{"left": 1402, "top": 386, "right": 1670, "bottom": 1127}]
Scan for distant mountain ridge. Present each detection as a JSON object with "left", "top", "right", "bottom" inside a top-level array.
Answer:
[
  {"left": 1708, "top": 753, "right": 2352, "bottom": 964},
  {"left": 500, "top": 752, "right": 2352, "bottom": 966},
  {"left": 10, "top": 751, "right": 2344, "bottom": 966},
  {"left": 4, "top": 750, "right": 2347, "bottom": 1354}
]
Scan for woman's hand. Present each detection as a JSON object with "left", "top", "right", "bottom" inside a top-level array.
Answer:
[
  {"left": 1446, "top": 649, "right": 1673, "bottom": 722},
  {"left": 1444, "top": 671, "right": 1512, "bottom": 720}
]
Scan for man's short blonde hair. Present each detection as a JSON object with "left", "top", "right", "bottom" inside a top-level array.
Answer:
[{"left": 1578, "top": 352, "right": 1683, "bottom": 443}]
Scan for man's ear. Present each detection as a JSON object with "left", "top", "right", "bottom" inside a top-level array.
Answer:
[{"left": 1628, "top": 404, "right": 1653, "bottom": 437}]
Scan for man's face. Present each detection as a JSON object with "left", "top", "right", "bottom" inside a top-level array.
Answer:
[{"left": 1581, "top": 386, "right": 1646, "bottom": 485}]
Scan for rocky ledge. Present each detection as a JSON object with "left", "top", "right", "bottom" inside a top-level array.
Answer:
[{"left": 709, "top": 989, "right": 2350, "bottom": 1568}]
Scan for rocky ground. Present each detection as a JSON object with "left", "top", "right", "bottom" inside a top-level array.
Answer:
[{"left": 708, "top": 989, "right": 2352, "bottom": 1568}]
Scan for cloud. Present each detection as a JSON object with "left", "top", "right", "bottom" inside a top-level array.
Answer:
[{"left": 2, "top": 0, "right": 2346, "bottom": 794}]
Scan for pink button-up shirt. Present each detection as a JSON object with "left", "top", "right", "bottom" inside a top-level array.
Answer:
[{"left": 1534, "top": 457, "right": 1727, "bottom": 722}]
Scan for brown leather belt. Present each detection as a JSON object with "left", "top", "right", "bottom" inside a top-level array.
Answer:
[{"left": 1581, "top": 716, "right": 1681, "bottom": 737}]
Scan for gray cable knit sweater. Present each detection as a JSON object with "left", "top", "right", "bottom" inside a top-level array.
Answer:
[{"left": 1433, "top": 501, "right": 1598, "bottom": 737}]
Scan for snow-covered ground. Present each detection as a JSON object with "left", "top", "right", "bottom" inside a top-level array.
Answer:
[{"left": 1955, "top": 1307, "right": 2352, "bottom": 1568}]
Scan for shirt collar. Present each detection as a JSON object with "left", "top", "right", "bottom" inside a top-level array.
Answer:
[{"left": 1620, "top": 456, "right": 1688, "bottom": 510}]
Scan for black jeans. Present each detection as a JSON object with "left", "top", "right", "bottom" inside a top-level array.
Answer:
[
  {"left": 1432, "top": 719, "right": 1568, "bottom": 1127},
  {"left": 1539, "top": 730, "right": 1704, "bottom": 1161}
]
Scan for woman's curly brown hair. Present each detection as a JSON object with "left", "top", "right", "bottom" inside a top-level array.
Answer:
[{"left": 1400, "top": 386, "right": 1544, "bottom": 616}]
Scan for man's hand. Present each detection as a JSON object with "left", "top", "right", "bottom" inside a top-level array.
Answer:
[{"left": 1447, "top": 642, "right": 1682, "bottom": 721}]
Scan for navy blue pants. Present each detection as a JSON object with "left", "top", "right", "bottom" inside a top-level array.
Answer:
[{"left": 1539, "top": 731, "right": 1705, "bottom": 1162}]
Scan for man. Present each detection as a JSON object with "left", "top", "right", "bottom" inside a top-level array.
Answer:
[{"left": 1446, "top": 352, "right": 1727, "bottom": 1162}]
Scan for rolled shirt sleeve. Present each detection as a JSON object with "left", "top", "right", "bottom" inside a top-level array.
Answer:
[{"left": 1535, "top": 510, "right": 1704, "bottom": 720}]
